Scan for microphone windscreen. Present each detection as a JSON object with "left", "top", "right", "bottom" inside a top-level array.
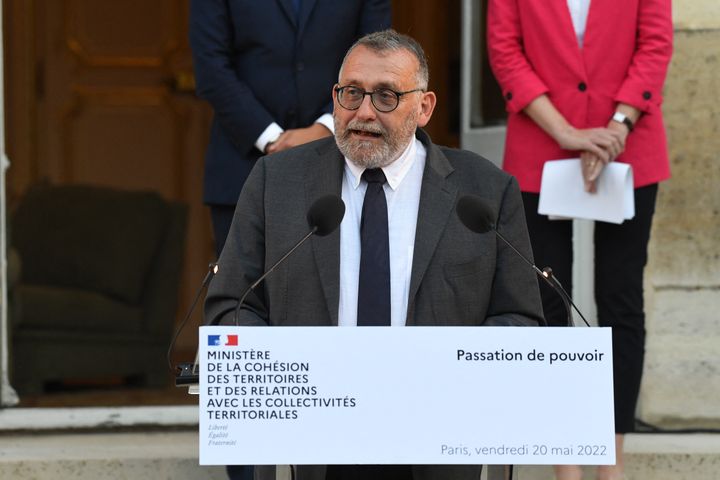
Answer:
[
  {"left": 456, "top": 195, "right": 496, "bottom": 233},
  {"left": 307, "top": 195, "right": 346, "bottom": 236}
]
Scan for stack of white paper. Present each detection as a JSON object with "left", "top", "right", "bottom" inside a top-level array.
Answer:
[{"left": 538, "top": 159, "right": 634, "bottom": 224}]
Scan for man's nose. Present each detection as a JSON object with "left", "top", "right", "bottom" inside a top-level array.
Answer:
[{"left": 355, "top": 94, "right": 377, "bottom": 121}]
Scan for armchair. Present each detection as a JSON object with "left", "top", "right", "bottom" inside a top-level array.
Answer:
[{"left": 9, "top": 184, "right": 188, "bottom": 394}]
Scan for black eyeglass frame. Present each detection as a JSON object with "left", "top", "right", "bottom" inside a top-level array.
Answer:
[{"left": 334, "top": 85, "right": 424, "bottom": 113}]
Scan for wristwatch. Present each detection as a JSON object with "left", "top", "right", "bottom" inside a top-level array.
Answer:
[{"left": 612, "top": 111, "right": 634, "bottom": 132}]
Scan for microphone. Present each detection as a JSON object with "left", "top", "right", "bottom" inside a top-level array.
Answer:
[
  {"left": 307, "top": 194, "right": 347, "bottom": 236},
  {"left": 230, "top": 194, "right": 346, "bottom": 326},
  {"left": 177, "top": 195, "right": 345, "bottom": 393},
  {"left": 456, "top": 194, "right": 589, "bottom": 327}
]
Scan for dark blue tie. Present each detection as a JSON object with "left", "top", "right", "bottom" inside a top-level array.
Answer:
[{"left": 357, "top": 169, "right": 391, "bottom": 326}]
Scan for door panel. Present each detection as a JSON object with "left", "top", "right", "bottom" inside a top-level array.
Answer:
[
  {"left": 65, "top": 0, "right": 180, "bottom": 67},
  {"left": 61, "top": 88, "right": 185, "bottom": 195}
]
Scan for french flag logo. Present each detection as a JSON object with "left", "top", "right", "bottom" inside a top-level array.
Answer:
[{"left": 208, "top": 334, "right": 238, "bottom": 346}]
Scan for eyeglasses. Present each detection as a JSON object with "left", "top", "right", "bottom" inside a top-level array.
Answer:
[{"left": 334, "top": 85, "right": 424, "bottom": 113}]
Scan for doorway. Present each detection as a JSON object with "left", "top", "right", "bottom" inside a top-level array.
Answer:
[{"left": 2, "top": 0, "right": 470, "bottom": 408}]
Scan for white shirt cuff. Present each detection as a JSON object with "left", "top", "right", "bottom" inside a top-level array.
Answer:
[
  {"left": 255, "top": 123, "right": 284, "bottom": 153},
  {"left": 315, "top": 114, "right": 335, "bottom": 134}
]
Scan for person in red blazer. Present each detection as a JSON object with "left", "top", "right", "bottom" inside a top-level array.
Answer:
[{"left": 488, "top": 1, "right": 673, "bottom": 479}]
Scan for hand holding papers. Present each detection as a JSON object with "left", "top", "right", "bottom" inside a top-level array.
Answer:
[{"left": 538, "top": 159, "right": 634, "bottom": 224}]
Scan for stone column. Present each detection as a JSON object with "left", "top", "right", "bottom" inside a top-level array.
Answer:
[{"left": 0, "top": 0, "right": 21, "bottom": 407}]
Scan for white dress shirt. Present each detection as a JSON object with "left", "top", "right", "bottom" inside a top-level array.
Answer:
[
  {"left": 255, "top": 114, "right": 335, "bottom": 153},
  {"left": 338, "top": 137, "right": 427, "bottom": 327},
  {"left": 567, "top": 0, "right": 591, "bottom": 48}
]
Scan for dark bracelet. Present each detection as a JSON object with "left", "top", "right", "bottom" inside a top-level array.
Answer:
[{"left": 611, "top": 112, "right": 634, "bottom": 132}]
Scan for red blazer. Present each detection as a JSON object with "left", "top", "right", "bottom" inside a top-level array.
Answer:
[{"left": 487, "top": 0, "right": 673, "bottom": 192}]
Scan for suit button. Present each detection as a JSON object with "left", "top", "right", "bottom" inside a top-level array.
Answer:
[
  {"left": 505, "top": 92, "right": 513, "bottom": 101},
  {"left": 578, "top": 82, "right": 587, "bottom": 92},
  {"left": 643, "top": 91, "right": 652, "bottom": 100},
  {"left": 296, "top": 62, "right": 305, "bottom": 72}
]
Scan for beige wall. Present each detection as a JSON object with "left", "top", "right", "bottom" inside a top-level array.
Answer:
[
  {"left": 640, "top": 4, "right": 720, "bottom": 427},
  {"left": 674, "top": 0, "right": 720, "bottom": 29}
]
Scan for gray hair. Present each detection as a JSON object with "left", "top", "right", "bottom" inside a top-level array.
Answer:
[{"left": 340, "top": 29, "right": 429, "bottom": 90}]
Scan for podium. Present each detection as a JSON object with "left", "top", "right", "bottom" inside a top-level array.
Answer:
[{"left": 196, "top": 326, "right": 615, "bottom": 472}]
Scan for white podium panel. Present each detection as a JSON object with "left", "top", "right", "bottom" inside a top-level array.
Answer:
[{"left": 199, "top": 326, "right": 615, "bottom": 465}]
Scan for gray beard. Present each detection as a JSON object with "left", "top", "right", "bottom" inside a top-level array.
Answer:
[{"left": 334, "top": 115, "right": 417, "bottom": 169}]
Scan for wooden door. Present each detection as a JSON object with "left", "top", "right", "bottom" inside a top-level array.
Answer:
[
  {"left": 4, "top": 0, "right": 214, "bottom": 357},
  {"left": 392, "top": 0, "right": 462, "bottom": 148}
]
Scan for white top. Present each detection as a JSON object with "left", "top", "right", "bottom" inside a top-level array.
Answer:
[
  {"left": 255, "top": 114, "right": 335, "bottom": 153},
  {"left": 567, "top": 0, "right": 591, "bottom": 48},
  {"left": 338, "top": 138, "right": 426, "bottom": 327}
]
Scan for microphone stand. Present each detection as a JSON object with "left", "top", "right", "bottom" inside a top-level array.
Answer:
[
  {"left": 492, "top": 227, "right": 590, "bottom": 328},
  {"left": 174, "top": 195, "right": 345, "bottom": 395},
  {"left": 540, "top": 266, "right": 590, "bottom": 327},
  {"left": 232, "top": 226, "right": 317, "bottom": 326},
  {"left": 172, "top": 262, "right": 219, "bottom": 393},
  {"left": 181, "top": 225, "right": 321, "bottom": 393}
]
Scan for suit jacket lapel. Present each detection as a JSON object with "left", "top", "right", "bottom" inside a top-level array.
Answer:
[
  {"left": 305, "top": 140, "right": 344, "bottom": 326},
  {"left": 296, "top": 0, "right": 318, "bottom": 40},
  {"left": 276, "top": 0, "right": 297, "bottom": 28},
  {"left": 406, "top": 130, "right": 458, "bottom": 325},
  {"left": 276, "top": 0, "right": 318, "bottom": 35},
  {"left": 582, "top": 0, "right": 607, "bottom": 52},
  {"left": 557, "top": 0, "right": 586, "bottom": 71}
]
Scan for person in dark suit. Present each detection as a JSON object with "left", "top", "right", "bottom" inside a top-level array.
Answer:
[
  {"left": 190, "top": 0, "right": 391, "bottom": 257},
  {"left": 205, "top": 30, "right": 543, "bottom": 480}
]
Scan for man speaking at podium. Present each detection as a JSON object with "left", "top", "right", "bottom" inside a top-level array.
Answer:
[{"left": 205, "top": 29, "right": 544, "bottom": 480}]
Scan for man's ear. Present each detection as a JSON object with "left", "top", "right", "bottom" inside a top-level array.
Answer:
[{"left": 416, "top": 91, "right": 437, "bottom": 128}]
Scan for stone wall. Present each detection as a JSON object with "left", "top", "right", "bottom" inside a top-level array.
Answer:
[{"left": 640, "top": 6, "right": 720, "bottom": 428}]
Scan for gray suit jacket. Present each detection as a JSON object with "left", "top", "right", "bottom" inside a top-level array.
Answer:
[{"left": 205, "top": 130, "right": 544, "bottom": 480}]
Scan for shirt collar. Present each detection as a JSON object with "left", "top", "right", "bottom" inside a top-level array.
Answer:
[{"left": 344, "top": 136, "right": 418, "bottom": 191}]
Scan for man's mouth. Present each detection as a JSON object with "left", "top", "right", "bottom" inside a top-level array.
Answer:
[{"left": 350, "top": 129, "right": 382, "bottom": 138}]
